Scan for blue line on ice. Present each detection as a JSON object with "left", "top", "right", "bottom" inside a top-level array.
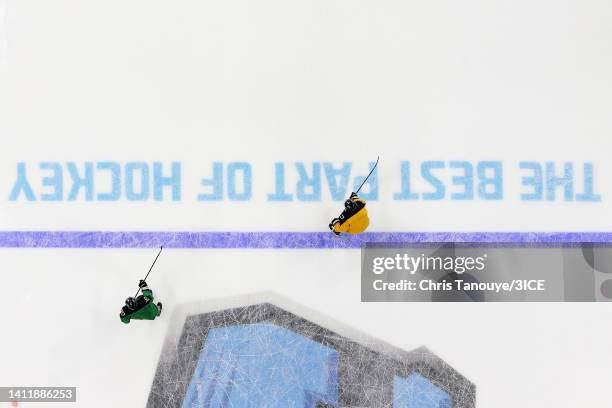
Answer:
[{"left": 1, "top": 231, "right": 612, "bottom": 248}]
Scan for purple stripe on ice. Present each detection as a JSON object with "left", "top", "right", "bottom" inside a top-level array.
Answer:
[{"left": 1, "top": 231, "right": 612, "bottom": 248}]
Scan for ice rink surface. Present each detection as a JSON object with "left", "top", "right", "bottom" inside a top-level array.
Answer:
[
  {"left": 1, "top": 1, "right": 612, "bottom": 407},
  {"left": 1, "top": 249, "right": 612, "bottom": 407}
]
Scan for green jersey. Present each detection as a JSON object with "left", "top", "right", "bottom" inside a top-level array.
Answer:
[{"left": 120, "top": 288, "right": 161, "bottom": 324}]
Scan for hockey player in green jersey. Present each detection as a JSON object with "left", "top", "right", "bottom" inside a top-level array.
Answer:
[{"left": 120, "top": 280, "right": 162, "bottom": 324}]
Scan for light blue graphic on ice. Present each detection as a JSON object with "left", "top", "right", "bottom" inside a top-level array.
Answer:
[
  {"left": 181, "top": 323, "right": 339, "bottom": 408},
  {"left": 394, "top": 373, "right": 452, "bottom": 408},
  {"left": 519, "top": 161, "right": 600, "bottom": 202},
  {"left": 7, "top": 160, "right": 599, "bottom": 202}
]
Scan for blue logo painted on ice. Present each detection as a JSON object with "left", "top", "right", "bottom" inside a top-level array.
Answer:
[{"left": 7, "top": 160, "right": 601, "bottom": 202}]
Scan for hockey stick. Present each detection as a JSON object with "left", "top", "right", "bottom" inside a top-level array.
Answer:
[
  {"left": 355, "top": 156, "right": 380, "bottom": 194},
  {"left": 134, "top": 246, "right": 163, "bottom": 297},
  {"left": 329, "top": 158, "right": 378, "bottom": 237}
]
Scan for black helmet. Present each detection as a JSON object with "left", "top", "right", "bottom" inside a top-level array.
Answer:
[
  {"left": 125, "top": 297, "right": 136, "bottom": 309},
  {"left": 344, "top": 199, "right": 357, "bottom": 211}
]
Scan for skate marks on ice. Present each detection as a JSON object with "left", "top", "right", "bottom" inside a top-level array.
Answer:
[{"left": 147, "top": 294, "right": 474, "bottom": 408}]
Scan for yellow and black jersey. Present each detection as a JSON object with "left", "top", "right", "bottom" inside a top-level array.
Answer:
[{"left": 330, "top": 196, "right": 370, "bottom": 235}]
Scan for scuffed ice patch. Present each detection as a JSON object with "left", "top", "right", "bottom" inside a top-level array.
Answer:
[{"left": 147, "top": 303, "right": 475, "bottom": 408}]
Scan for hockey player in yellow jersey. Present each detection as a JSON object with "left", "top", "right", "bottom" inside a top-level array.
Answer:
[{"left": 329, "top": 192, "right": 370, "bottom": 235}]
